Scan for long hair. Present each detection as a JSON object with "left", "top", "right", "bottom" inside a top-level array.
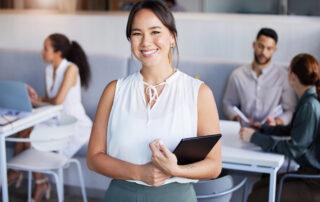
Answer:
[{"left": 48, "top": 33, "right": 91, "bottom": 89}]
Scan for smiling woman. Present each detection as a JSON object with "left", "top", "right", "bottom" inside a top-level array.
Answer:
[
  {"left": 126, "top": 1, "right": 178, "bottom": 69},
  {"left": 87, "top": 1, "right": 222, "bottom": 202}
]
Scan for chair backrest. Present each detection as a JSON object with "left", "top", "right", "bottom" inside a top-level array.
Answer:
[
  {"left": 30, "top": 114, "right": 77, "bottom": 152},
  {"left": 193, "top": 174, "right": 247, "bottom": 202}
]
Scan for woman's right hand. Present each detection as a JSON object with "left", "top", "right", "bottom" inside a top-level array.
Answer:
[
  {"left": 250, "top": 121, "right": 261, "bottom": 129},
  {"left": 26, "top": 84, "right": 39, "bottom": 103},
  {"left": 139, "top": 162, "right": 171, "bottom": 187}
]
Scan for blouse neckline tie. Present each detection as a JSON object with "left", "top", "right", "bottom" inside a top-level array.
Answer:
[
  {"left": 144, "top": 81, "right": 166, "bottom": 107},
  {"left": 143, "top": 81, "right": 167, "bottom": 125}
]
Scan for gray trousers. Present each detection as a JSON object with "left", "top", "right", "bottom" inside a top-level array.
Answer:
[{"left": 104, "top": 180, "right": 197, "bottom": 202}]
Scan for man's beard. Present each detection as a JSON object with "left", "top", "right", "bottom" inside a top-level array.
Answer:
[{"left": 254, "top": 54, "right": 271, "bottom": 65}]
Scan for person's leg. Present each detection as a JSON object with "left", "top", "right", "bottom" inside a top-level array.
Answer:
[
  {"left": 32, "top": 173, "right": 51, "bottom": 202},
  {"left": 8, "top": 128, "right": 33, "bottom": 186},
  {"left": 104, "top": 180, "right": 138, "bottom": 202},
  {"left": 144, "top": 182, "right": 197, "bottom": 202},
  {"left": 19, "top": 127, "right": 32, "bottom": 151}
]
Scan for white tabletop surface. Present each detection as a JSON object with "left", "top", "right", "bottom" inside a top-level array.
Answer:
[
  {"left": 0, "top": 105, "right": 62, "bottom": 135},
  {"left": 220, "top": 120, "right": 285, "bottom": 168}
]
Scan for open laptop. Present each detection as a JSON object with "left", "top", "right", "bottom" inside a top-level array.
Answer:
[{"left": 0, "top": 80, "right": 33, "bottom": 125}]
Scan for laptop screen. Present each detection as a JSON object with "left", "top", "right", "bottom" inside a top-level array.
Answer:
[{"left": 0, "top": 80, "right": 33, "bottom": 113}]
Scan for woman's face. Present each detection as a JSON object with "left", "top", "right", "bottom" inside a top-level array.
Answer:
[
  {"left": 129, "top": 9, "right": 175, "bottom": 68},
  {"left": 41, "top": 38, "right": 60, "bottom": 63}
]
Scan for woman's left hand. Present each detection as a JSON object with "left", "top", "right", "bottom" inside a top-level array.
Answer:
[
  {"left": 239, "top": 127, "right": 255, "bottom": 143},
  {"left": 149, "top": 139, "right": 179, "bottom": 176}
]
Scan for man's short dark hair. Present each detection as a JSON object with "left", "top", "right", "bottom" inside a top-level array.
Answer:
[{"left": 256, "top": 28, "right": 278, "bottom": 44}]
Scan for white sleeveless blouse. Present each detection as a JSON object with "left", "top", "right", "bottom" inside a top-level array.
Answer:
[
  {"left": 45, "top": 59, "right": 92, "bottom": 157},
  {"left": 107, "top": 70, "right": 203, "bottom": 185}
]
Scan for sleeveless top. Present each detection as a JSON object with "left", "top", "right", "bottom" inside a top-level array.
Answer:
[
  {"left": 107, "top": 69, "right": 203, "bottom": 185},
  {"left": 45, "top": 59, "right": 92, "bottom": 157},
  {"left": 45, "top": 59, "right": 91, "bottom": 125}
]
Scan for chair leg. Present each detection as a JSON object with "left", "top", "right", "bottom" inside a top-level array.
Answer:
[
  {"left": 58, "top": 167, "right": 64, "bottom": 202},
  {"left": 48, "top": 172, "right": 63, "bottom": 202},
  {"left": 28, "top": 171, "right": 32, "bottom": 202},
  {"left": 277, "top": 176, "right": 287, "bottom": 202},
  {"left": 69, "top": 159, "right": 87, "bottom": 202},
  {"left": 242, "top": 182, "right": 247, "bottom": 202}
]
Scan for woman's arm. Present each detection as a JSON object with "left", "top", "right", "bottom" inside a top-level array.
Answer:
[
  {"left": 151, "top": 84, "right": 222, "bottom": 179},
  {"left": 87, "top": 81, "right": 170, "bottom": 186},
  {"left": 30, "top": 65, "right": 77, "bottom": 106},
  {"left": 243, "top": 103, "right": 316, "bottom": 159},
  {"left": 176, "top": 83, "right": 222, "bottom": 179},
  {"left": 259, "top": 124, "right": 291, "bottom": 137}
]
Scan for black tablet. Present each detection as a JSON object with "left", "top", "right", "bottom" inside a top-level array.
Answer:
[{"left": 173, "top": 134, "right": 222, "bottom": 165}]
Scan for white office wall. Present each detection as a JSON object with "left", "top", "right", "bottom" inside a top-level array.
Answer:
[
  {"left": 175, "top": 13, "right": 320, "bottom": 63},
  {"left": 0, "top": 11, "right": 319, "bottom": 63},
  {"left": 0, "top": 11, "right": 130, "bottom": 57}
]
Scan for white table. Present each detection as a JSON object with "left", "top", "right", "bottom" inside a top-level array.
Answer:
[
  {"left": 220, "top": 120, "right": 285, "bottom": 202},
  {"left": 0, "top": 105, "right": 62, "bottom": 202}
]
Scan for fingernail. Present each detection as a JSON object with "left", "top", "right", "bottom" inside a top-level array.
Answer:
[{"left": 159, "top": 140, "right": 164, "bottom": 146}]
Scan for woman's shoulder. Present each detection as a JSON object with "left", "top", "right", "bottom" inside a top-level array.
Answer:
[
  {"left": 307, "top": 97, "right": 320, "bottom": 111},
  {"left": 65, "top": 63, "right": 79, "bottom": 74},
  {"left": 298, "top": 96, "right": 320, "bottom": 117},
  {"left": 103, "top": 72, "right": 139, "bottom": 95},
  {"left": 63, "top": 60, "right": 78, "bottom": 72},
  {"left": 101, "top": 80, "right": 118, "bottom": 101},
  {"left": 178, "top": 70, "right": 203, "bottom": 86},
  {"left": 177, "top": 70, "right": 211, "bottom": 100},
  {"left": 116, "top": 71, "right": 139, "bottom": 87}
]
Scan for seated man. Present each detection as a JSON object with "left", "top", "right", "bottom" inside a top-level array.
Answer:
[{"left": 223, "top": 28, "right": 296, "bottom": 125}]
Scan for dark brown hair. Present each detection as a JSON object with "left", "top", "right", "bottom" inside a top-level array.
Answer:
[
  {"left": 125, "top": 0, "right": 179, "bottom": 65},
  {"left": 126, "top": 0, "right": 177, "bottom": 41},
  {"left": 48, "top": 33, "right": 91, "bottom": 89},
  {"left": 290, "top": 53, "right": 320, "bottom": 100}
]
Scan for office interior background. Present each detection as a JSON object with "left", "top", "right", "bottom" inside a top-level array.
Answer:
[
  {"left": 0, "top": 0, "right": 320, "bottom": 201},
  {"left": 1, "top": 0, "right": 320, "bottom": 15}
]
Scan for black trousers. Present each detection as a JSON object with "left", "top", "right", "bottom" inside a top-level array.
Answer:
[{"left": 248, "top": 167, "right": 320, "bottom": 202}]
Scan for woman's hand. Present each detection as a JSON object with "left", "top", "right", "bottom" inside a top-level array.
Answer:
[
  {"left": 149, "top": 139, "right": 179, "bottom": 176},
  {"left": 26, "top": 84, "right": 43, "bottom": 106},
  {"left": 239, "top": 127, "right": 255, "bottom": 142},
  {"left": 265, "top": 117, "right": 276, "bottom": 126},
  {"left": 249, "top": 121, "right": 261, "bottom": 129},
  {"left": 139, "top": 162, "right": 171, "bottom": 187},
  {"left": 26, "top": 84, "right": 38, "bottom": 101}
]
